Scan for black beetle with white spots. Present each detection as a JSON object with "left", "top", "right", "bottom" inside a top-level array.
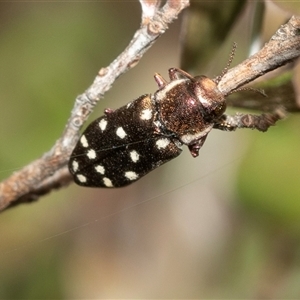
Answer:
[{"left": 69, "top": 50, "right": 284, "bottom": 188}]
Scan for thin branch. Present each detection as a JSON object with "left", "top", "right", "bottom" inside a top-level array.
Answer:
[
  {"left": 217, "top": 16, "right": 300, "bottom": 95},
  {"left": 0, "top": 0, "right": 189, "bottom": 211}
]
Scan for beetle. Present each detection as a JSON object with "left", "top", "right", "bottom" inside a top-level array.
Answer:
[{"left": 68, "top": 61, "right": 284, "bottom": 188}]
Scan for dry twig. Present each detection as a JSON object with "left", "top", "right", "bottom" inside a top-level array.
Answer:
[{"left": 217, "top": 16, "right": 300, "bottom": 94}]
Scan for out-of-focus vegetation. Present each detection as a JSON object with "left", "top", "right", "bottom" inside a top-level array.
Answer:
[{"left": 0, "top": 1, "right": 300, "bottom": 299}]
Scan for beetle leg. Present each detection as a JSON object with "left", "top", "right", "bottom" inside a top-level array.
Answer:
[
  {"left": 154, "top": 73, "right": 168, "bottom": 88},
  {"left": 188, "top": 135, "right": 208, "bottom": 158},
  {"left": 168, "top": 68, "right": 194, "bottom": 80},
  {"left": 104, "top": 108, "right": 114, "bottom": 115}
]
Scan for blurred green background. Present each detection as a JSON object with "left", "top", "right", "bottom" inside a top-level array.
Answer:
[{"left": 0, "top": 1, "right": 300, "bottom": 298}]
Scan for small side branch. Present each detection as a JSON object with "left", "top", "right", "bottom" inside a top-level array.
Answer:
[{"left": 214, "top": 107, "right": 286, "bottom": 132}]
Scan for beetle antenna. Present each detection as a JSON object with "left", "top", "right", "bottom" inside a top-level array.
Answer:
[
  {"left": 227, "top": 87, "right": 267, "bottom": 97},
  {"left": 214, "top": 42, "right": 237, "bottom": 84}
]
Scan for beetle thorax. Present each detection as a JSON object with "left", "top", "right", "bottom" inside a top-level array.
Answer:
[
  {"left": 193, "top": 75, "right": 226, "bottom": 120},
  {"left": 154, "top": 77, "right": 225, "bottom": 145}
]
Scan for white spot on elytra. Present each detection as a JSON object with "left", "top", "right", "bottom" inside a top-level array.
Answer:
[
  {"left": 126, "top": 102, "right": 132, "bottom": 109},
  {"left": 156, "top": 138, "right": 170, "bottom": 149},
  {"left": 154, "top": 120, "right": 161, "bottom": 128},
  {"left": 116, "top": 127, "right": 127, "bottom": 139},
  {"left": 125, "top": 171, "right": 139, "bottom": 181},
  {"left": 103, "top": 177, "right": 113, "bottom": 187},
  {"left": 99, "top": 119, "right": 107, "bottom": 131},
  {"left": 72, "top": 160, "right": 79, "bottom": 172},
  {"left": 140, "top": 108, "right": 152, "bottom": 120},
  {"left": 77, "top": 174, "right": 87, "bottom": 183},
  {"left": 80, "top": 135, "right": 88, "bottom": 148},
  {"left": 95, "top": 165, "right": 105, "bottom": 174},
  {"left": 87, "top": 149, "right": 96, "bottom": 159},
  {"left": 130, "top": 150, "right": 139, "bottom": 163}
]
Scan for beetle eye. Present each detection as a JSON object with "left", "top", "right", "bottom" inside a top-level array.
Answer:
[{"left": 193, "top": 76, "right": 226, "bottom": 119}]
